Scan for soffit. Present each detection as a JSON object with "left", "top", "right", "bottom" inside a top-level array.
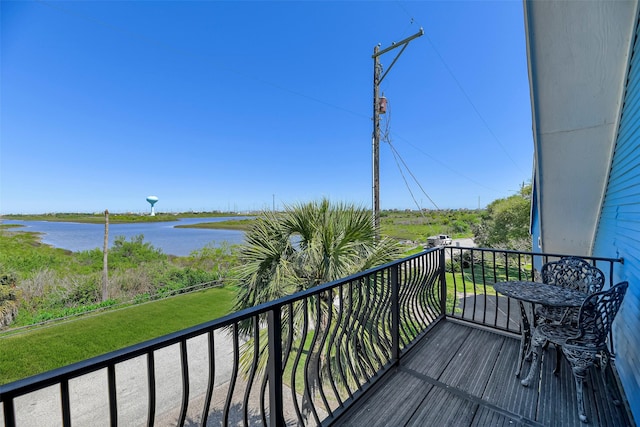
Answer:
[{"left": 525, "top": 0, "right": 637, "bottom": 255}]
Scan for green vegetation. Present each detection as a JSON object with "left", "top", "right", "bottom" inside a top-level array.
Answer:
[
  {"left": 0, "top": 207, "right": 483, "bottom": 330},
  {"left": 0, "top": 228, "right": 241, "bottom": 328},
  {"left": 473, "top": 183, "right": 532, "bottom": 251},
  {"left": 234, "top": 199, "right": 400, "bottom": 311},
  {"left": 175, "top": 218, "right": 255, "bottom": 231},
  {"left": 0, "top": 287, "right": 235, "bottom": 384},
  {"left": 233, "top": 199, "right": 401, "bottom": 402},
  {"left": 0, "top": 206, "right": 491, "bottom": 384},
  {"left": 176, "top": 209, "right": 482, "bottom": 244},
  {"left": 443, "top": 249, "right": 534, "bottom": 314},
  {"left": 380, "top": 209, "right": 481, "bottom": 242},
  {"left": 0, "top": 274, "right": 19, "bottom": 328}
]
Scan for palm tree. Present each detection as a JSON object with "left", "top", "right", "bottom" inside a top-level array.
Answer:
[
  {"left": 233, "top": 199, "right": 400, "bottom": 417},
  {"left": 234, "top": 198, "right": 399, "bottom": 311}
]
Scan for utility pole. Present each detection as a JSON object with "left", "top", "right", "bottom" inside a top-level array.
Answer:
[
  {"left": 102, "top": 209, "right": 109, "bottom": 301},
  {"left": 372, "top": 28, "right": 424, "bottom": 236}
]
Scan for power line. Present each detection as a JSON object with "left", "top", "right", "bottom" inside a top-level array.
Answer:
[
  {"left": 381, "top": 105, "right": 440, "bottom": 210},
  {"left": 394, "top": 1, "right": 526, "bottom": 174}
]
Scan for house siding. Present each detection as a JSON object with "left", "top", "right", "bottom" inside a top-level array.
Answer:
[{"left": 593, "top": 15, "right": 640, "bottom": 423}]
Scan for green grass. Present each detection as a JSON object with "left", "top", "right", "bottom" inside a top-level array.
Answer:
[
  {"left": 0, "top": 286, "right": 236, "bottom": 385},
  {"left": 442, "top": 259, "right": 534, "bottom": 313},
  {"left": 380, "top": 209, "right": 480, "bottom": 241},
  {"left": 175, "top": 218, "right": 255, "bottom": 231}
]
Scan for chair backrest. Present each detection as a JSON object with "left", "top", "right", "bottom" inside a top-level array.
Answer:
[
  {"left": 541, "top": 256, "right": 605, "bottom": 294},
  {"left": 575, "top": 281, "right": 628, "bottom": 347}
]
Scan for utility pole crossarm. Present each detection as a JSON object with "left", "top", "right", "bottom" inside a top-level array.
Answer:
[{"left": 372, "top": 28, "right": 424, "bottom": 58}]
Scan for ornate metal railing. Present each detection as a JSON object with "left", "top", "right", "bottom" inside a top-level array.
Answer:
[
  {"left": 0, "top": 247, "right": 623, "bottom": 426},
  {"left": 0, "top": 249, "right": 443, "bottom": 426}
]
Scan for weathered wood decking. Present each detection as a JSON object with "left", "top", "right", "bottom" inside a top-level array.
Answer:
[{"left": 333, "top": 320, "right": 633, "bottom": 427}]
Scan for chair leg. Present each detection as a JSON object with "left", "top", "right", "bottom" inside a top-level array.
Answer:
[
  {"left": 521, "top": 339, "right": 544, "bottom": 387},
  {"left": 517, "top": 301, "right": 533, "bottom": 375},
  {"left": 516, "top": 334, "right": 526, "bottom": 377},
  {"left": 563, "top": 347, "right": 596, "bottom": 423},
  {"left": 572, "top": 365, "right": 589, "bottom": 423},
  {"left": 554, "top": 344, "right": 562, "bottom": 376}
]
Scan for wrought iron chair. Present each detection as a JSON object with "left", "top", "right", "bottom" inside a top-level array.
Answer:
[
  {"left": 535, "top": 257, "right": 606, "bottom": 374},
  {"left": 521, "top": 281, "right": 628, "bottom": 423},
  {"left": 537, "top": 256, "right": 605, "bottom": 324}
]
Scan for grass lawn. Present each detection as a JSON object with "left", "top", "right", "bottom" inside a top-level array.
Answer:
[{"left": 0, "top": 286, "right": 236, "bottom": 385}]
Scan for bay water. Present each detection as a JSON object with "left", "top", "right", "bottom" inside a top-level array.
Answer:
[{"left": 1, "top": 217, "right": 249, "bottom": 256}]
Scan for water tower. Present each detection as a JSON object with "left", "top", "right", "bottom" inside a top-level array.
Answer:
[{"left": 146, "top": 196, "right": 159, "bottom": 216}]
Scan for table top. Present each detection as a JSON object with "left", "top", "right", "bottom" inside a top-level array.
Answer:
[{"left": 493, "top": 280, "right": 589, "bottom": 307}]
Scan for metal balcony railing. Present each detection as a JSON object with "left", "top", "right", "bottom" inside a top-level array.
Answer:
[
  {"left": 442, "top": 247, "right": 622, "bottom": 334},
  {"left": 0, "top": 247, "right": 623, "bottom": 426}
]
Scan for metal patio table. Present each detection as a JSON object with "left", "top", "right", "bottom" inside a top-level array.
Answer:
[{"left": 493, "top": 280, "right": 589, "bottom": 377}]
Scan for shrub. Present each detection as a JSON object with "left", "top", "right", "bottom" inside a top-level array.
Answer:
[
  {"left": 178, "top": 243, "right": 240, "bottom": 271},
  {"left": 107, "top": 263, "right": 167, "bottom": 300},
  {"left": 109, "top": 235, "right": 167, "bottom": 269},
  {"left": 62, "top": 275, "right": 101, "bottom": 306},
  {"left": 17, "top": 269, "right": 62, "bottom": 311},
  {"left": 0, "top": 274, "right": 19, "bottom": 328}
]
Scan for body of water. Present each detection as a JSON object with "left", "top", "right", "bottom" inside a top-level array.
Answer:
[{"left": 1, "top": 217, "right": 249, "bottom": 256}]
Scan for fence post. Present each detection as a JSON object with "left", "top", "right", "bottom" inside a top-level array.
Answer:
[
  {"left": 439, "top": 248, "right": 447, "bottom": 316},
  {"left": 268, "top": 307, "right": 284, "bottom": 425},
  {"left": 391, "top": 265, "right": 400, "bottom": 363}
]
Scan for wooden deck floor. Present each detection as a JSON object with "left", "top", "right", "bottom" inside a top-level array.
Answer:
[{"left": 333, "top": 320, "right": 633, "bottom": 427}]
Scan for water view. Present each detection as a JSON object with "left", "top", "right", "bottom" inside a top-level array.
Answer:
[{"left": 1, "top": 217, "right": 248, "bottom": 256}]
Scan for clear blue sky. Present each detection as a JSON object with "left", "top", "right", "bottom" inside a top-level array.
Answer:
[{"left": 1, "top": 1, "right": 532, "bottom": 214}]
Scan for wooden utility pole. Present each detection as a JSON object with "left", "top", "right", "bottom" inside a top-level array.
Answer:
[
  {"left": 372, "top": 28, "right": 424, "bottom": 236},
  {"left": 102, "top": 209, "right": 109, "bottom": 301}
]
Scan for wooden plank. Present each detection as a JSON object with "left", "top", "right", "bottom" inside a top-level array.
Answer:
[
  {"left": 408, "top": 385, "right": 478, "bottom": 426},
  {"left": 582, "top": 362, "right": 631, "bottom": 427},
  {"left": 482, "top": 336, "right": 540, "bottom": 421},
  {"left": 332, "top": 370, "right": 433, "bottom": 427},
  {"left": 471, "top": 406, "right": 527, "bottom": 427},
  {"left": 329, "top": 321, "right": 633, "bottom": 427},
  {"left": 402, "top": 320, "right": 471, "bottom": 379},
  {"left": 437, "top": 329, "right": 505, "bottom": 397},
  {"left": 533, "top": 346, "right": 583, "bottom": 426}
]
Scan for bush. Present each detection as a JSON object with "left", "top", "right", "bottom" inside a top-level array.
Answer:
[
  {"left": 0, "top": 274, "right": 19, "bottom": 328},
  {"left": 21, "top": 299, "right": 118, "bottom": 325},
  {"left": 17, "top": 269, "right": 61, "bottom": 312},
  {"left": 107, "top": 263, "right": 168, "bottom": 300},
  {"left": 108, "top": 235, "right": 167, "bottom": 269},
  {"left": 63, "top": 275, "right": 101, "bottom": 306},
  {"left": 176, "top": 243, "right": 241, "bottom": 274}
]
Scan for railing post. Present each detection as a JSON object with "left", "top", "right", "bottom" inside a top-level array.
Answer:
[
  {"left": 3, "top": 397, "right": 16, "bottom": 427},
  {"left": 439, "top": 248, "right": 447, "bottom": 316},
  {"left": 267, "top": 307, "right": 285, "bottom": 426},
  {"left": 391, "top": 264, "right": 400, "bottom": 363}
]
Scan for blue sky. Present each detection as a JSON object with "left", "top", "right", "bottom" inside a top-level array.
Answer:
[{"left": 1, "top": 1, "right": 532, "bottom": 214}]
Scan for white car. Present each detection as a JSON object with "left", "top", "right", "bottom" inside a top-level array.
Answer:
[{"left": 426, "top": 234, "right": 453, "bottom": 247}]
